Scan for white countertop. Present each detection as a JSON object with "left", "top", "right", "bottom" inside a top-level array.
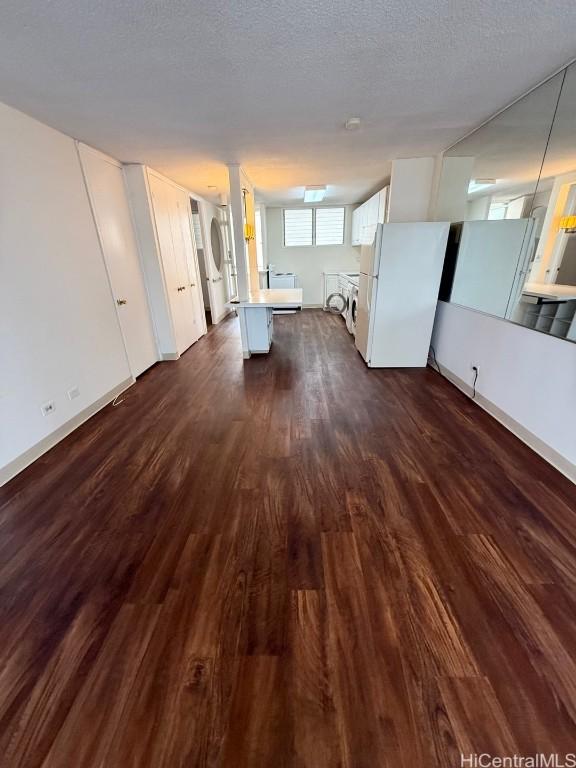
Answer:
[
  {"left": 523, "top": 282, "right": 576, "bottom": 301},
  {"left": 228, "top": 288, "right": 303, "bottom": 308}
]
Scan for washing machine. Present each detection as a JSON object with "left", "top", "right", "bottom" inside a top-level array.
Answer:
[
  {"left": 347, "top": 282, "right": 359, "bottom": 335},
  {"left": 338, "top": 275, "right": 351, "bottom": 321}
]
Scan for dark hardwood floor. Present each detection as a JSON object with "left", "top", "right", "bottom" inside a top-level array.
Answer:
[{"left": 1, "top": 309, "right": 576, "bottom": 767}]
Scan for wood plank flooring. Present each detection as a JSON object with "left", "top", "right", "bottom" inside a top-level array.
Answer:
[{"left": 1, "top": 309, "right": 575, "bottom": 767}]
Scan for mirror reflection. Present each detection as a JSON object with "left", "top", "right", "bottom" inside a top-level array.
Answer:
[{"left": 438, "top": 64, "right": 576, "bottom": 343}]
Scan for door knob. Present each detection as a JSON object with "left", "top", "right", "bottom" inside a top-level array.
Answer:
[{"left": 116, "top": 298, "right": 127, "bottom": 305}]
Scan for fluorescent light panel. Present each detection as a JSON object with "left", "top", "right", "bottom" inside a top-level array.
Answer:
[
  {"left": 304, "top": 186, "right": 326, "bottom": 203},
  {"left": 468, "top": 179, "right": 496, "bottom": 194}
]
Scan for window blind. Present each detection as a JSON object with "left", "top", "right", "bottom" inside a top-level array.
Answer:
[
  {"left": 192, "top": 213, "right": 204, "bottom": 249},
  {"left": 315, "top": 207, "right": 345, "bottom": 245},
  {"left": 284, "top": 208, "right": 313, "bottom": 246}
]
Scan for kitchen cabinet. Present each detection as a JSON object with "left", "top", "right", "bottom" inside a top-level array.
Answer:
[
  {"left": 352, "top": 186, "right": 389, "bottom": 246},
  {"left": 125, "top": 165, "right": 206, "bottom": 359},
  {"left": 232, "top": 288, "right": 303, "bottom": 358},
  {"left": 245, "top": 307, "right": 274, "bottom": 352}
]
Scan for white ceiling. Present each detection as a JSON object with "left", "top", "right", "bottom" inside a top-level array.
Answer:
[{"left": 0, "top": 0, "right": 575, "bottom": 205}]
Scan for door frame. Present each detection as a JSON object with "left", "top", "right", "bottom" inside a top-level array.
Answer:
[{"left": 191, "top": 196, "right": 222, "bottom": 311}]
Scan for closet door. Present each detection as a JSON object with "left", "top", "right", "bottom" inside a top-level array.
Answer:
[
  {"left": 79, "top": 145, "right": 157, "bottom": 376},
  {"left": 165, "top": 187, "right": 200, "bottom": 348},
  {"left": 148, "top": 174, "right": 194, "bottom": 355},
  {"left": 175, "top": 193, "right": 205, "bottom": 340}
]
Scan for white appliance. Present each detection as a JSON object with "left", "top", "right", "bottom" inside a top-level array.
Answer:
[
  {"left": 449, "top": 219, "right": 536, "bottom": 319},
  {"left": 338, "top": 272, "right": 359, "bottom": 327},
  {"left": 268, "top": 270, "right": 298, "bottom": 313},
  {"left": 347, "top": 280, "right": 359, "bottom": 335},
  {"left": 269, "top": 271, "right": 297, "bottom": 289},
  {"left": 338, "top": 274, "right": 351, "bottom": 319},
  {"left": 355, "top": 222, "right": 450, "bottom": 367}
]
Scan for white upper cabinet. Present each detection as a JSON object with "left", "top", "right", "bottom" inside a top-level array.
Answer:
[
  {"left": 124, "top": 165, "right": 207, "bottom": 359},
  {"left": 352, "top": 186, "right": 389, "bottom": 246}
]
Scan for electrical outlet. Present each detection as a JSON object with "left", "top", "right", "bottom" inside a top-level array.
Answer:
[
  {"left": 68, "top": 386, "right": 80, "bottom": 401},
  {"left": 41, "top": 400, "right": 56, "bottom": 416}
]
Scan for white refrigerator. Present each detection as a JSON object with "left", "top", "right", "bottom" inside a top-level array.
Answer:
[{"left": 355, "top": 222, "right": 450, "bottom": 367}]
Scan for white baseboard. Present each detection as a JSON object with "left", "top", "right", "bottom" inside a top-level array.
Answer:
[
  {"left": 161, "top": 352, "right": 179, "bottom": 361},
  {"left": 0, "top": 376, "right": 134, "bottom": 487},
  {"left": 439, "top": 366, "right": 576, "bottom": 485},
  {"left": 212, "top": 307, "right": 233, "bottom": 324}
]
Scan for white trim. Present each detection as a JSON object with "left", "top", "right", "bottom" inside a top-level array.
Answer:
[
  {"left": 438, "top": 365, "right": 576, "bottom": 485},
  {"left": 75, "top": 141, "right": 122, "bottom": 168},
  {"left": 1, "top": 377, "right": 134, "bottom": 487}
]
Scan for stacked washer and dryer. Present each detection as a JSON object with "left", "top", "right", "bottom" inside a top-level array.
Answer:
[{"left": 337, "top": 272, "right": 359, "bottom": 336}]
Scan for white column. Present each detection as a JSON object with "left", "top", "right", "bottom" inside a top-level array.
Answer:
[
  {"left": 388, "top": 157, "right": 436, "bottom": 222},
  {"left": 228, "top": 163, "right": 249, "bottom": 301},
  {"left": 433, "top": 155, "right": 475, "bottom": 222}
]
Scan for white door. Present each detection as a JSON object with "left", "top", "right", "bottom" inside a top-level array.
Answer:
[
  {"left": 78, "top": 144, "right": 157, "bottom": 377},
  {"left": 354, "top": 273, "right": 377, "bottom": 362},
  {"left": 174, "top": 193, "right": 205, "bottom": 342},
  {"left": 200, "top": 203, "right": 230, "bottom": 322},
  {"left": 148, "top": 175, "right": 194, "bottom": 355}
]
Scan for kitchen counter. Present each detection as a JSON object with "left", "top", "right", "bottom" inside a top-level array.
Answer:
[
  {"left": 229, "top": 289, "right": 303, "bottom": 358},
  {"left": 229, "top": 288, "right": 303, "bottom": 308},
  {"left": 522, "top": 282, "right": 576, "bottom": 301}
]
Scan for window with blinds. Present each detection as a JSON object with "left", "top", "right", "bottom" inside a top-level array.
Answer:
[
  {"left": 191, "top": 213, "right": 204, "bottom": 249},
  {"left": 284, "top": 208, "right": 313, "bottom": 246},
  {"left": 315, "top": 207, "right": 345, "bottom": 245},
  {"left": 283, "top": 207, "right": 345, "bottom": 247}
]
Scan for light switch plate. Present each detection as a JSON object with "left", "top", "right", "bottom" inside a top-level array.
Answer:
[{"left": 68, "top": 386, "right": 80, "bottom": 401}]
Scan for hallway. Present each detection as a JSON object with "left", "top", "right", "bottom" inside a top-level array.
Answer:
[{"left": 1, "top": 311, "right": 575, "bottom": 767}]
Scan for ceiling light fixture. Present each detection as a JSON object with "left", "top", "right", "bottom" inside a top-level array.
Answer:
[
  {"left": 304, "top": 185, "right": 326, "bottom": 203},
  {"left": 468, "top": 179, "right": 496, "bottom": 194},
  {"left": 345, "top": 117, "right": 362, "bottom": 131}
]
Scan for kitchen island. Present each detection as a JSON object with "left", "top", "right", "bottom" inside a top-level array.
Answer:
[
  {"left": 229, "top": 288, "right": 303, "bottom": 358},
  {"left": 522, "top": 282, "right": 576, "bottom": 301}
]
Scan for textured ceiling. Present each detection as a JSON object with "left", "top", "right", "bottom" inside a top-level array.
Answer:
[{"left": 0, "top": 0, "right": 575, "bottom": 204}]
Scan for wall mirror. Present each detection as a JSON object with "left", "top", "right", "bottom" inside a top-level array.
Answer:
[
  {"left": 210, "top": 217, "right": 224, "bottom": 273},
  {"left": 438, "top": 62, "right": 576, "bottom": 343}
]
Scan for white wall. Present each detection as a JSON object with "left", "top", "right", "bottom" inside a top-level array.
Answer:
[
  {"left": 266, "top": 206, "right": 359, "bottom": 306},
  {"left": 388, "top": 157, "right": 435, "bottom": 222},
  {"left": 433, "top": 156, "right": 475, "bottom": 222},
  {"left": 467, "top": 195, "right": 491, "bottom": 221},
  {"left": 0, "top": 102, "right": 131, "bottom": 477},
  {"left": 432, "top": 301, "right": 576, "bottom": 480}
]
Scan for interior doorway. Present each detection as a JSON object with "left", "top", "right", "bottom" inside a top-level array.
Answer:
[{"left": 190, "top": 197, "right": 232, "bottom": 324}]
